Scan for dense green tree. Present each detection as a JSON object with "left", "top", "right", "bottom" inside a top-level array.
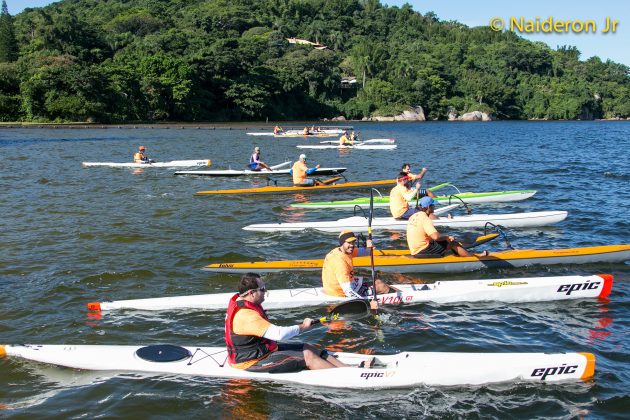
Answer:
[
  {"left": 0, "top": 0, "right": 18, "bottom": 62},
  {"left": 0, "top": 0, "right": 626, "bottom": 122}
]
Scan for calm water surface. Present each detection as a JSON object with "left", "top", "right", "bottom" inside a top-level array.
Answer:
[{"left": 0, "top": 121, "right": 629, "bottom": 418}]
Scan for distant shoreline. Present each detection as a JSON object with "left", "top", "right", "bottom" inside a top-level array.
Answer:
[{"left": 0, "top": 119, "right": 627, "bottom": 130}]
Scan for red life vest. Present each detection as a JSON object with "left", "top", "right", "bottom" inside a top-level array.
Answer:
[{"left": 224, "top": 293, "right": 278, "bottom": 365}]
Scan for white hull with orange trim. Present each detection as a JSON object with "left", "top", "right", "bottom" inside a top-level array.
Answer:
[
  {"left": 0, "top": 344, "right": 595, "bottom": 388},
  {"left": 86, "top": 275, "right": 613, "bottom": 312}
]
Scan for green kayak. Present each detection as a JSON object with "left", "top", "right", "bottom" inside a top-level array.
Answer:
[{"left": 290, "top": 189, "right": 537, "bottom": 209}]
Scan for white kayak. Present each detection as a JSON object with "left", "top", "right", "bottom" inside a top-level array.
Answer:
[
  {"left": 319, "top": 138, "right": 396, "bottom": 145},
  {"left": 247, "top": 128, "right": 350, "bottom": 136},
  {"left": 175, "top": 164, "right": 347, "bottom": 178},
  {"left": 86, "top": 275, "right": 613, "bottom": 312},
  {"left": 297, "top": 144, "right": 397, "bottom": 150},
  {"left": 0, "top": 344, "right": 595, "bottom": 388},
  {"left": 82, "top": 159, "right": 211, "bottom": 168},
  {"left": 243, "top": 211, "right": 568, "bottom": 233}
]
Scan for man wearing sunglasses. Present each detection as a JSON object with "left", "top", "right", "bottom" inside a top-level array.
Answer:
[{"left": 225, "top": 273, "right": 349, "bottom": 373}]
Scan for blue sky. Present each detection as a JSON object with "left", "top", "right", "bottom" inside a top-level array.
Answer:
[{"left": 6, "top": 0, "right": 630, "bottom": 65}]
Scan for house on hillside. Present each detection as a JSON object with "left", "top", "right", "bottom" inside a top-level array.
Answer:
[
  {"left": 340, "top": 76, "right": 357, "bottom": 89},
  {"left": 286, "top": 37, "right": 327, "bottom": 50}
]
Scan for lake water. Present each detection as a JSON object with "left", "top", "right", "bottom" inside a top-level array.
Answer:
[{"left": 0, "top": 121, "right": 629, "bottom": 418}]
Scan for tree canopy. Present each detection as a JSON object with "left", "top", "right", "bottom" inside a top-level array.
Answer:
[{"left": 0, "top": 0, "right": 628, "bottom": 122}]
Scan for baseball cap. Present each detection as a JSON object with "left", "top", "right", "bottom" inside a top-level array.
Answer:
[
  {"left": 139, "top": 146, "right": 146, "bottom": 150},
  {"left": 338, "top": 230, "right": 357, "bottom": 245},
  {"left": 420, "top": 196, "right": 439, "bottom": 208},
  {"left": 254, "top": 146, "right": 260, "bottom": 152},
  {"left": 299, "top": 154, "right": 306, "bottom": 160}
]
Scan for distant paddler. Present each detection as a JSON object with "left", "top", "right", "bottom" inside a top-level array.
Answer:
[
  {"left": 133, "top": 146, "right": 154, "bottom": 163},
  {"left": 273, "top": 125, "right": 283, "bottom": 135},
  {"left": 291, "top": 154, "right": 321, "bottom": 186},
  {"left": 322, "top": 231, "right": 392, "bottom": 310},
  {"left": 407, "top": 197, "right": 489, "bottom": 258},
  {"left": 339, "top": 130, "right": 353, "bottom": 146},
  {"left": 249, "top": 146, "right": 272, "bottom": 171},
  {"left": 303, "top": 126, "right": 311, "bottom": 135},
  {"left": 390, "top": 172, "right": 436, "bottom": 220}
]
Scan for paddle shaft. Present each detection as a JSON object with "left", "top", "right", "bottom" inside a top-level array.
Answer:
[{"left": 369, "top": 189, "right": 377, "bottom": 301}]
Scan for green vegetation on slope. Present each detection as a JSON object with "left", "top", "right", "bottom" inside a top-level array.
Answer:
[{"left": 0, "top": 0, "right": 628, "bottom": 122}]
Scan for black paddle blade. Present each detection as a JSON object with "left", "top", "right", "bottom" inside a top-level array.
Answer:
[
  {"left": 329, "top": 299, "right": 370, "bottom": 321},
  {"left": 459, "top": 232, "right": 499, "bottom": 249}
]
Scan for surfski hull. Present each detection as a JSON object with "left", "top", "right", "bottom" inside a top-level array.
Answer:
[{"left": 0, "top": 345, "right": 595, "bottom": 388}]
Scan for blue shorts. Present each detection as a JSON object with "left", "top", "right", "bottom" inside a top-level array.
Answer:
[{"left": 249, "top": 163, "right": 260, "bottom": 170}]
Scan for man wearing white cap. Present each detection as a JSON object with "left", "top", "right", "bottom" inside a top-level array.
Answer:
[
  {"left": 291, "top": 154, "right": 320, "bottom": 185},
  {"left": 249, "top": 146, "right": 271, "bottom": 171},
  {"left": 407, "top": 197, "right": 489, "bottom": 258}
]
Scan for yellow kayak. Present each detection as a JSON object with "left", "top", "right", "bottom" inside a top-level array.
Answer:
[
  {"left": 203, "top": 244, "right": 630, "bottom": 274},
  {"left": 195, "top": 179, "right": 394, "bottom": 195}
]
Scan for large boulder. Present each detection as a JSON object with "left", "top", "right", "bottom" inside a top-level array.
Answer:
[
  {"left": 331, "top": 115, "right": 346, "bottom": 121},
  {"left": 460, "top": 111, "right": 483, "bottom": 121}
]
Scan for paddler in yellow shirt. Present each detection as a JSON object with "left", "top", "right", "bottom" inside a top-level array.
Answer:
[
  {"left": 225, "top": 273, "right": 355, "bottom": 372},
  {"left": 339, "top": 131, "right": 353, "bottom": 146},
  {"left": 390, "top": 172, "right": 436, "bottom": 220},
  {"left": 407, "top": 197, "right": 489, "bottom": 258},
  {"left": 291, "top": 154, "right": 321, "bottom": 186},
  {"left": 322, "top": 231, "right": 392, "bottom": 309}
]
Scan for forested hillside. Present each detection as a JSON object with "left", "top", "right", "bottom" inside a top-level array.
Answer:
[{"left": 0, "top": 0, "right": 628, "bottom": 122}]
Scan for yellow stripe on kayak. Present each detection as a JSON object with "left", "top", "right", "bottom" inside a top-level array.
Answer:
[
  {"left": 0, "top": 345, "right": 6, "bottom": 358},
  {"left": 579, "top": 352, "right": 596, "bottom": 380},
  {"left": 203, "top": 245, "right": 630, "bottom": 270},
  {"left": 195, "top": 179, "right": 394, "bottom": 195}
]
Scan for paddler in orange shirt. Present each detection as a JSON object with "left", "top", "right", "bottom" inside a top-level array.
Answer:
[
  {"left": 390, "top": 172, "right": 436, "bottom": 220},
  {"left": 407, "top": 197, "right": 489, "bottom": 258},
  {"left": 291, "top": 154, "right": 321, "bottom": 186},
  {"left": 225, "top": 273, "right": 374, "bottom": 372},
  {"left": 322, "top": 231, "right": 393, "bottom": 309},
  {"left": 400, "top": 163, "right": 432, "bottom": 184},
  {"left": 133, "top": 146, "right": 153, "bottom": 163}
]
